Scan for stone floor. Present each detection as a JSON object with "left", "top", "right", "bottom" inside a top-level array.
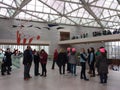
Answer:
[{"left": 0, "top": 61, "right": 120, "bottom": 90}]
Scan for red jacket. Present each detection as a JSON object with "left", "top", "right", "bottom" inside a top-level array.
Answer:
[
  {"left": 53, "top": 51, "right": 58, "bottom": 61},
  {"left": 40, "top": 52, "right": 48, "bottom": 64}
]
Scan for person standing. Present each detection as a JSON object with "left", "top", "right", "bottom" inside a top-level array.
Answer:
[
  {"left": 23, "top": 46, "right": 33, "bottom": 80},
  {"left": 39, "top": 49, "right": 48, "bottom": 77},
  {"left": 96, "top": 47, "right": 109, "bottom": 84},
  {"left": 33, "top": 50, "right": 40, "bottom": 76},
  {"left": 57, "top": 48, "right": 67, "bottom": 75},
  {"left": 4, "top": 48, "right": 14, "bottom": 75},
  {"left": 51, "top": 49, "right": 58, "bottom": 69},
  {"left": 66, "top": 47, "right": 71, "bottom": 73},
  {"left": 80, "top": 48, "right": 89, "bottom": 81},
  {"left": 1, "top": 56, "right": 7, "bottom": 75},
  {"left": 87, "top": 48, "right": 91, "bottom": 74},
  {"left": 88, "top": 47, "right": 96, "bottom": 77},
  {"left": 95, "top": 48, "right": 101, "bottom": 75},
  {"left": 69, "top": 48, "right": 77, "bottom": 76}
]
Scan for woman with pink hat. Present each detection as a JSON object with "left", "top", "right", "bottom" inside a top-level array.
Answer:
[
  {"left": 96, "top": 47, "right": 109, "bottom": 84},
  {"left": 69, "top": 48, "right": 77, "bottom": 76}
]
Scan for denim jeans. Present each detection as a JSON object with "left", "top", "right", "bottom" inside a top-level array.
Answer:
[
  {"left": 71, "top": 64, "right": 76, "bottom": 75},
  {"left": 100, "top": 73, "right": 107, "bottom": 83},
  {"left": 24, "top": 64, "right": 31, "bottom": 79}
]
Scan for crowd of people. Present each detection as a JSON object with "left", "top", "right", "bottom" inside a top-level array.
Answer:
[
  {"left": 0, "top": 46, "right": 109, "bottom": 84},
  {"left": 52, "top": 46, "right": 109, "bottom": 84},
  {"left": 23, "top": 46, "right": 48, "bottom": 80}
]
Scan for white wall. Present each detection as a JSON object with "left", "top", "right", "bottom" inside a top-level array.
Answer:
[{"left": 0, "top": 18, "right": 104, "bottom": 55}]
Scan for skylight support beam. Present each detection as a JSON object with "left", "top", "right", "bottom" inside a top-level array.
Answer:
[
  {"left": 38, "top": 0, "right": 78, "bottom": 25},
  {"left": 117, "top": 0, "right": 120, "bottom": 4},
  {"left": 57, "top": 0, "right": 82, "bottom": 5},
  {"left": 22, "top": 11, "right": 47, "bottom": 22},
  {"left": 90, "top": 0, "right": 99, "bottom": 4},
  {"left": 0, "top": 2, "right": 47, "bottom": 22},
  {"left": 65, "top": 6, "right": 82, "bottom": 15},
  {"left": 81, "top": 0, "right": 104, "bottom": 29},
  {"left": 11, "top": 0, "right": 31, "bottom": 18},
  {"left": 14, "top": 0, "right": 19, "bottom": 8}
]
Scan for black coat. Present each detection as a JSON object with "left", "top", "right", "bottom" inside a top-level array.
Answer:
[
  {"left": 57, "top": 52, "right": 67, "bottom": 66},
  {"left": 96, "top": 54, "right": 109, "bottom": 74},
  {"left": 4, "top": 52, "right": 13, "bottom": 66},
  {"left": 23, "top": 49, "right": 33, "bottom": 65},
  {"left": 34, "top": 54, "right": 40, "bottom": 64}
]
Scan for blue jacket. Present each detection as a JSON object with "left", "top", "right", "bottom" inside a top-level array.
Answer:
[{"left": 80, "top": 53, "right": 87, "bottom": 63}]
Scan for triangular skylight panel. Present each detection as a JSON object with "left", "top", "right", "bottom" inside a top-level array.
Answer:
[
  {"left": 101, "top": 21, "right": 108, "bottom": 26},
  {"left": 68, "top": 8, "right": 95, "bottom": 20},
  {"left": 109, "top": 10, "right": 117, "bottom": 16},
  {"left": 23, "top": 0, "right": 57, "bottom": 14},
  {"left": 103, "top": 0, "right": 112, "bottom": 8},
  {"left": 1, "top": 0, "right": 19, "bottom": 8},
  {"left": 64, "top": 2, "right": 82, "bottom": 15},
  {"left": 69, "top": 17, "right": 81, "bottom": 24},
  {"left": 102, "top": 9, "right": 111, "bottom": 18},
  {"left": 90, "top": 7, "right": 103, "bottom": 17},
  {"left": 55, "top": 17, "right": 75, "bottom": 25},
  {"left": 40, "top": 0, "right": 64, "bottom": 14},
  {"left": 110, "top": 1, "right": 118, "bottom": 9},
  {"left": 15, "top": 12, "right": 32, "bottom": 20},
  {"left": 11, "top": 0, "right": 17, "bottom": 8},
  {"left": 0, "top": 3, "right": 9, "bottom": 8},
  {"left": 7, "top": 9, "right": 15, "bottom": 16},
  {"left": 65, "top": 19, "right": 72, "bottom": 24},
  {"left": 68, "top": 0, "right": 80, "bottom": 3},
  {"left": 93, "top": 22, "right": 101, "bottom": 27},
  {"left": 82, "top": 19, "right": 101, "bottom": 27},
  {"left": 88, "top": 0, "right": 94, "bottom": 3},
  {"left": 49, "top": 15, "right": 60, "bottom": 21},
  {"left": 15, "top": 11, "right": 44, "bottom": 22},
  {"left": 107, "top": 22, "right": 114, "bottom": 27},
  {"left": 0, "top": 8, "right": 8, "bottom": 17},
  {"left": 39, "top": 0, "right": 82, "bottom": 15},
  {"left": 95, "top": 0, "right": 105, "bottom": 7}
]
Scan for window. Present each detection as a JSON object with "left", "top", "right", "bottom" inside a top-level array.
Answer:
[{"left": 105, "top": 41, "right": 120, "bottom": 59}]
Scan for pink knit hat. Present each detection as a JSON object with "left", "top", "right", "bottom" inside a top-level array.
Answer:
[
  {"left": 67, "top": 47, "right": 71, "bottom": 51},
  {"left": 99, "top": 48, "right": 105, "bottom": 53},
  {"left": 72, "top": 48, "right": 76, "bottom": 52}
]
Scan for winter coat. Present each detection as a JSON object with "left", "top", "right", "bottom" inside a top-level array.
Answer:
[
  {"left": 40, "top": 52, "right": 48, "bottom": 64},
  {"left": 96, "top": 54, "right": 109, "bottom": 74},
  {"left": 4, "top": 52, "right": 13, "bottom": 66},
  {"left": 57, "top": 52, "right": 67, "bottom": 66},
  {"left": 34, "top": 54, "right": 40, "bottom": 64},
  {"left": 69, "top": 53, "right": 77, "bottom": 64},
  {"left": 23, "top": 49, "right": 33, "bottom": 65},
  {"left": 53, "top": 51, "right": 58, "bottom": 61}
]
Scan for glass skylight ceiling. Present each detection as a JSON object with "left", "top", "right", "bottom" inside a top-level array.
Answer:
[{"left": 0, "top": 0, "right": 120, "bottom": 29}]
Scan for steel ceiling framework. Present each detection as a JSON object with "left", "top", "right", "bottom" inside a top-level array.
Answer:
[{"left": 0, "top": 0, "right": 120, "bottom": 29}]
